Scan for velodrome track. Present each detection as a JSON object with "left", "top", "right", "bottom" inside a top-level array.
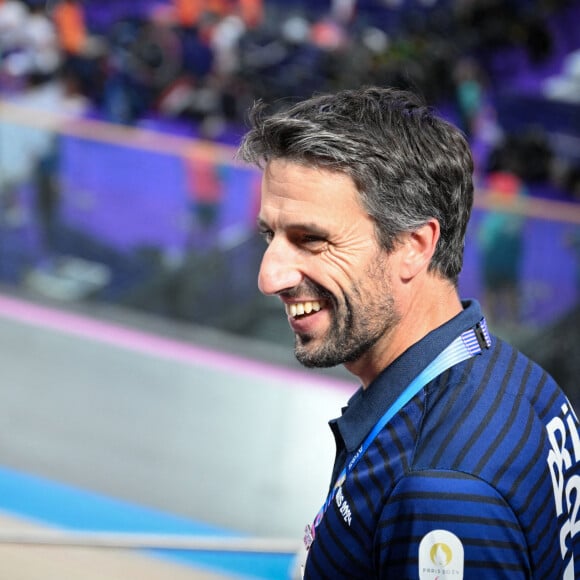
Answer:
[
  {"left": 0, "top": 511, "right": 229, "bottom": 580},
  {"left": 0, "top": 290, "right": 353, "bottom": 579}
]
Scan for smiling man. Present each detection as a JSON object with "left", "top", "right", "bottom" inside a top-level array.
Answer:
[
  {"left": 237, "top": 87, "right": 579, "bottom": 579},
  {"left": 257, "top": 160, "right": 404, "bottom": 380}
]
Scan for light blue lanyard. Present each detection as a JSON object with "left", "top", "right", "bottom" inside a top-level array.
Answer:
[{"left": 312, "top": 319, "right": 491, "bottom": 531}]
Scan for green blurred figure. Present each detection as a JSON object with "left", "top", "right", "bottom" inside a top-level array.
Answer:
[{"left": 477, "top": 171, "right": 527, "bottom": 328}]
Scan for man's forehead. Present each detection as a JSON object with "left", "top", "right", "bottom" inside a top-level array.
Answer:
[{"left": 259, "top": 164, "right": 370, "bottom": 233}]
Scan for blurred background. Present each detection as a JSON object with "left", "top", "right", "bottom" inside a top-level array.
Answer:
[{"left": 0, "top": 0, "right": 580, "bottom": 578}]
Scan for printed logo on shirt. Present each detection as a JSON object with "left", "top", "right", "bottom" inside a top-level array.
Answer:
[
  {"left": 419, "top": 529, "right": 464, "bottom": 579},
  {"left": 546, "top": 400, "right": 580, "bottom": 579}
]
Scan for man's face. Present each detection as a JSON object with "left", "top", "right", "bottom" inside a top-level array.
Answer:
[{"left": 257, "top": 159, "right": 401, "bottom": 368}]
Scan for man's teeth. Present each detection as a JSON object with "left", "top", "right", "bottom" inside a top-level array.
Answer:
[{"left": 287, "top": 301, "right": 322, "bottom": 317}]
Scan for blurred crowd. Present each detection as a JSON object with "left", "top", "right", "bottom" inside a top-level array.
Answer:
[
  {"left": 1, "top": 0, "right": 580, "bottom": 354},
  {"left": 0, "top": 0, "right": 579, "bottom": 196},
  {"left": 0, "top": 1, "right": 571, "bottom": 125}
]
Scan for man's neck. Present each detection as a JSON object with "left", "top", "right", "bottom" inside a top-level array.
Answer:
[{"left": 345, "top": 281, "right": 463, "bottom": 389}]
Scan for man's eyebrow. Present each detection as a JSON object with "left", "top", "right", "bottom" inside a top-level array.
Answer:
[
  {"left": 288, "top": 222, "right": 329, "bottom": 237},
  {"left": 256, "top": 217, "right": 270, "bottom": 230},
  {"left": 256, "top": 218, "right": 329, "bottom": 236}
]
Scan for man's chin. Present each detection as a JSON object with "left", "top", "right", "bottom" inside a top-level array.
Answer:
[
  {"left": 294, "top": 338, "right": 343, "bottom": 369},
  {"left": 296, "top": 353, "right": 339, "bottom": 369}
]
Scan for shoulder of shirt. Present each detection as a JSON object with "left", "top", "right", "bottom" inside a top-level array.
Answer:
[{"left": 407, "top": 334, "right": 566, "bottom": 487}]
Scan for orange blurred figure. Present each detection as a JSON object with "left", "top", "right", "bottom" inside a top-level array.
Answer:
[
  {"left": 52, "top": 0, "right": 87, "bottom": 55},
  {"left": 173, "top": 0, "right": 204, "bottom": 27},
  {"left": 238, "top": 0, "right": 263, "bottom": 28}
]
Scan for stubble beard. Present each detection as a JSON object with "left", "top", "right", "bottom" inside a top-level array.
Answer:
[{"left": 294, "top": 287, "right": 400, "bottom": 369}]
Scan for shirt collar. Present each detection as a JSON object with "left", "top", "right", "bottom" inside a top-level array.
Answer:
[{"left": 332, "top": 299, "right": 484, "bottom": 452}]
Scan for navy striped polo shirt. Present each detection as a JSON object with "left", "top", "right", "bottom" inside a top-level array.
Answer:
[{"left": 304, "top": 300, "right": 580, "bottom": 579}]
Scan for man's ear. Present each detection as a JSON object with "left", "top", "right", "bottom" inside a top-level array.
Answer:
[{"left": 399, "top": 219, "right": 440, "bottom": 281}]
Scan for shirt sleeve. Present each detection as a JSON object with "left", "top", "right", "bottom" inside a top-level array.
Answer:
[{"left": 375, "top": 469, "right": 533, "bottom": 579}]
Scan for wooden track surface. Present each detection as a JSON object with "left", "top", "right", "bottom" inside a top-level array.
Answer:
[{"left": 0, "top": 512, "right": 234, "bottom": 580}]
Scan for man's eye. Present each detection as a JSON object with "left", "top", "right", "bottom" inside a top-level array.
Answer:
[
  {"left": 302, "top": 235, "right": 325, "bottom": 244},
  {"left": 259, "top": 230, "right": 273, "bottom": 244}
]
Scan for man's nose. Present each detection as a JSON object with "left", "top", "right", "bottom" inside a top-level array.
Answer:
[{"left": 258, "top": 239, "right": 302, "bottom": 296}]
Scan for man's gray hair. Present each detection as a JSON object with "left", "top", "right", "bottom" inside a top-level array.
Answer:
[{"left": 237, "top": 86, "right": 474, "bottom": 284}]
